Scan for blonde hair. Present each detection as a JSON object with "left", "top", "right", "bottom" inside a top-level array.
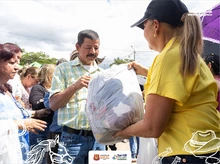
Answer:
[
  {"left": 38, "top": 64, "right": 55, "bottom": 88},
  {"left": 174, "top": 13, "right": 203, "bottom": 77},
  {"left": 19, "top": 66, "right": 39, "bottom": 80}
]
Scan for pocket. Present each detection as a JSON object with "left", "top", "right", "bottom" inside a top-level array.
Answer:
[{"left": 61, "top": 132, "right": 80, "bottom": 146}]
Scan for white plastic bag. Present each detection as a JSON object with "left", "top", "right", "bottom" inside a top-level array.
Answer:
[
  {"left": 86, "top": 64, "right": 144, "bottom": 145},
  {"left": 137, "top": 138, "right": 158, "bottom": 164},
  {"left": 0, "top": 120, "right": 23, "bottom": 164}
]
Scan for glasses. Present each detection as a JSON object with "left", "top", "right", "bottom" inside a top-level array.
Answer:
[{"left": 14, "top": 101, "right": 30, "bottom": 118}]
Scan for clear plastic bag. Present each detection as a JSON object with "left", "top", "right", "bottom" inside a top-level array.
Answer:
[
  {"left": 86, "top": 64, "right": 144, "bottom": 145},
  {"left": 0, "top": 120, "right": 23, "bottom": 164}
]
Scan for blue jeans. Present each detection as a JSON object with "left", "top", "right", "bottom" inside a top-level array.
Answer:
[
  {"left": 60, "top": 131, "right": 105, "bottom": 164},
  {"left": 129, "top": 136, "right": 140, "bottom": 158},
  {"left": 19, "top": 130, "right": 29, "bottom": 162},
  {"left": 29, "top": 126, "right": 50, "bottom": 164}
]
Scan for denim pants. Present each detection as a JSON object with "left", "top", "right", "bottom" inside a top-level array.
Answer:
[
  {"left": 29, "top": 126, "right": 50, "bottom": 164},
  {"left": 19, "top": 130, "right": 29, "bottom": 162},
  {"left": 129, "top": 136, "right": 140, "bottom": 158},
  {"left": 60, "top": 131, "right": 105, "bottom": 164}
]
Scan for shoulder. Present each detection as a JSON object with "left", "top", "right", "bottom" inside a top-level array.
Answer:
[
  {"left": 31, "top": 84, "right": 46, "bottom": 93},
  {"left": 32, "top": 84, "right": 42, "bottom": 89}
]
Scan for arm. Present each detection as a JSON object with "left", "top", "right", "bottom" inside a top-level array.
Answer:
[
  {"left": 114, "top": 94, "right": 174, "bottom": 138},
  {"left": 29, "top": 85, "right": 45, "bottom": 110},
  {"left": 50, "top": 75, "right": 92, "bottom": 111},
  {"left": 128, "top": 61, "right": 149, "bottom": 77},
  {"left": 29, "top": 85, "right": 52, "bottom": 118},
  {"left": 14, "top": 118, "right": 47, "bottom": 134}
]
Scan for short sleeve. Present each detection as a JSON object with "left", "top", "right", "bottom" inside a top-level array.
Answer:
[
  {"left": 145, "top": 47, "right": 190, "bottom": 106},
  {"left": 50, "top": 65, "right": 66, "bottom": 98}
]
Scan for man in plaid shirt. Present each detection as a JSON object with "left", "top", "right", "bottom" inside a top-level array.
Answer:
[{"left": 50, "top": 29, "right": 105, "bottom": 164}]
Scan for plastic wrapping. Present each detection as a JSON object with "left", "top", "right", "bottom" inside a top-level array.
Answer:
[
  {"left": 86, "top": 64, "right": 144, "bottom": 145},
  {"left": 0, "top": 120, "right": 23, "bottom": 164}
]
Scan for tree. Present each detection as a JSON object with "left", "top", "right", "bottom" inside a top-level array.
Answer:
[
  {"left": 110, "top": 57, "right": 133, "bottom": 67},
  {"left": 20, "top": 50, "right": 58, "bottom": 66}
]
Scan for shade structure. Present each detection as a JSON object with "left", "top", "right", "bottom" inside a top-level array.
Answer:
[
  {"left": 202, "top": 40, "right": 220, "bottom": 57},
  {"left": 29, "top": 61, "right": 42, "bottom": 68},
  {"left": 200, "top": 3, "right": 220, "bottom": 44}
]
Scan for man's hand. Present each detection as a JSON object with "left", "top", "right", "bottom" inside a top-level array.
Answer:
[{"left": 74, "top": 75, "right": 92, "bottom": 91}]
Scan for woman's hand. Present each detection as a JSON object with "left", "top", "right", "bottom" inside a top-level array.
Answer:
[
  {"left": 113, "top": 130, "right": 131, "bottom": 139},
  {"left": 15, "top": 118, "right": 47, "bottom": 134},
  {"left": 128, "top": 61, "right": 148, "bottom": 77}
]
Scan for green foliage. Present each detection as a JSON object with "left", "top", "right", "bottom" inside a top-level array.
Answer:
[
  {"left": 110, "top": 57, "right": 133, "bottom": 67},
  {"left": 20, "top": 51, "right": 58, "bottom": 66}
]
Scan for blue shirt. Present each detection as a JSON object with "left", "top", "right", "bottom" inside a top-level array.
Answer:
[
  {"left": 0, "top": 92, "right": 30, "bottom": 161},
  {"left": 44, "top": 91, "right": 62, "bottom": 132}
]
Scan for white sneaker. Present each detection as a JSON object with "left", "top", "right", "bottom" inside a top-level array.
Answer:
[
  {"left": 121, "top": 139, "right": 128, "bottom": 143},
  {"left": 131, "top": 158, "right": 137, "bottom": 163}
]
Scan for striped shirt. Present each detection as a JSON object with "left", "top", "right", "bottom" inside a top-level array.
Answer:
[{"left": 50, "top": 57, "right": 102, "bottom": 130}]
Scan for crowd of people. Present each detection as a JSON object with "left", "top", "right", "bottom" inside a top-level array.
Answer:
[{"left": 0, "top": 0, "right": 219, "bottom": 164}]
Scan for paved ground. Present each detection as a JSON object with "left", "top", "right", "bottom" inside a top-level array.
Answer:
[
  {"left": 115, "top": 141, "right": 130, "bottom": 151},
  {"left": 107, "top": 140, "right": 137, "bottom": 164}
]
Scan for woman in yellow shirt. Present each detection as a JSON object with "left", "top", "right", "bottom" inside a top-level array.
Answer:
[{"left": 114, "top": 0, "right": 220, "bottom": 163}]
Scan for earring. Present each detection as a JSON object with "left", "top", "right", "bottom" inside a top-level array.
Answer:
[{"left": 154, "top": 33, "right": 157, "bottom": 37}]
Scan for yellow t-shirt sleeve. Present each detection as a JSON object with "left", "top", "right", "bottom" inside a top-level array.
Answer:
[{"left": 145, "top": 45, "right": 189, "bottom": 106}]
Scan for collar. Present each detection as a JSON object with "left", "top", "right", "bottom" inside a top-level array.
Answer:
[{"left": 70, "top": 56, "right": 101, "bottom": 72}]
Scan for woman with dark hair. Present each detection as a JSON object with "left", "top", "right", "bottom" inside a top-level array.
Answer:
[
  {"left": 204, "top": 53, "right": 220, "bottom": 111},
  {"left": 0, "top": 43, "right": 47, "bottom": 162}
]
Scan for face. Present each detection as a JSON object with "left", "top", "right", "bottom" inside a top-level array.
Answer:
[
  {"left": 16, "top": 51, "right": 22, "bottom": 64},
  {"left": 0, "top": 55, "right": 19, "bottom": 83},
  {"left": 23, "top": 74, "right": 38, "bottom": 88},
  {"left": 143, "top": 20, "right": 157, "bottom": 51},
  {"left": 76, "top": 38, "right": 100, "bottom": 65}
]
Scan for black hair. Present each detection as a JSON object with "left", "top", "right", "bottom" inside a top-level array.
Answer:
[
  {"left": 77, "top": 29, "right": 99, "bottom": 46},
  {"left": 56, "top": 58, "right": 68, "bottom": 66},
  {"left": 203, "top": 53, "right": 220, "bottom": 75},
  {"left": 0, "top": 43, "right": 22, "bottom": 61},
  {"left": 0, "top": 43, "right": 22, "bottom": 93}
]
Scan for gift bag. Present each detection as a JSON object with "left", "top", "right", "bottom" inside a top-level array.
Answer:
[{"left": 86, "top": 64, "right": 144, "bottom": 145}]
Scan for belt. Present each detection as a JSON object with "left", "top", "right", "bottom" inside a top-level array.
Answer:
[{"left": 62, "top": 126, "right": 93, "bottom": 137}]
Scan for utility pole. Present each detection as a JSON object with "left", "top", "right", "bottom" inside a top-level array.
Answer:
[{"left": 131, "top": 45, "right": 136, "bottom": 61}]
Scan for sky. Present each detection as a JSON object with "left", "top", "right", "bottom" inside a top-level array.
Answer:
[{"left": 0, "top": 0, "right": 219, "bottom": 68}]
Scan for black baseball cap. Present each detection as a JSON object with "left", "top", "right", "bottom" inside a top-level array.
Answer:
[{"left": 131, "top": 0, "right": 189, "bottom": 29}]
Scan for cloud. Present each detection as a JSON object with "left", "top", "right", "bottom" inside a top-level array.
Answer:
[{"left": 0, "top": 0, "right": 219, "bottom": 67}]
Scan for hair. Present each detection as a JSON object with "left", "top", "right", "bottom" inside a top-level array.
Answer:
[
  {"left": 174, "top": 13, "right": 203, "bottom": 77},
  {"left": 0, "top": 43, "right": 22, "bottom": 93},
  {"left": 77, "top": 29, "right": 99, "bottom": 46},
  {"left": 0, "top": 43, "right": 22, "bottom": 61},
  {"left": 38, "top": 64, "right": 55, "bottom": 88},
  {"left": 203, "top": 53, "right": 220, "bottom": 75},
  {"left": 56, "top": 58, "right": 68, "bottom": 66},
  {"left": 19, "top": 66, "right": 39, "bottom": 80}
]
